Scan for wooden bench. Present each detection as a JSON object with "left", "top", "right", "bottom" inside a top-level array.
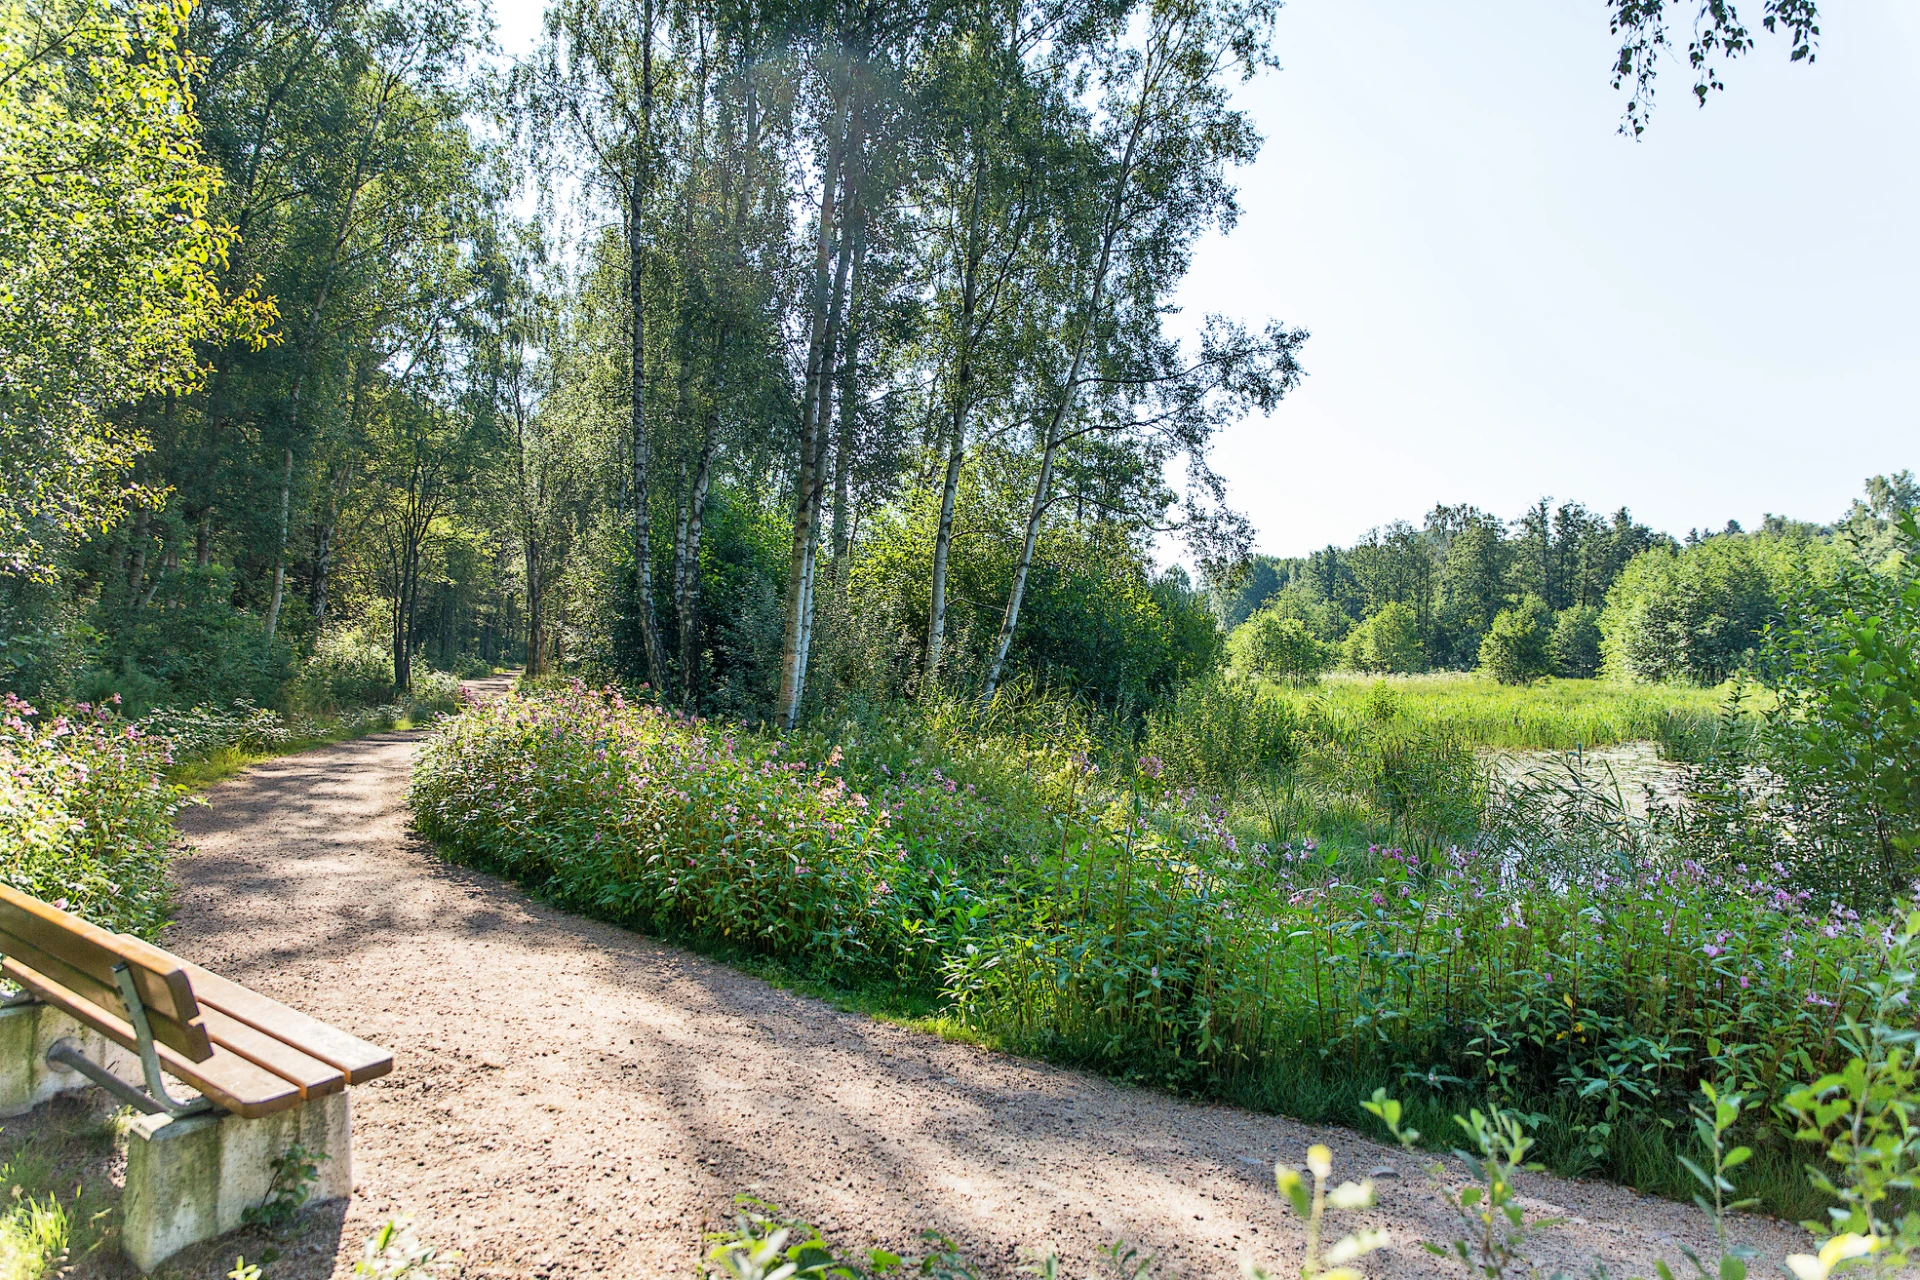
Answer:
[
  {"left": 0, "top": 885, "right": 392, "bottom": 1268},
  {"left": 0, "top": 884, "right": 391, "bottom": 1117}
]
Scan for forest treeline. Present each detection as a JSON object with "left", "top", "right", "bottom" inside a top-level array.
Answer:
[
  {"left": 1217, "top": 474, "right": 1920, "bottom": 688},
  {"left": 0, "top": 0, "right": 1852, "bottom": 723}
]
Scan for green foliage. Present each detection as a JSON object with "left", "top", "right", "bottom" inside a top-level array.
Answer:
[
  {"left": 284, "top": 624, "right": 401, "bottom": 715},
  {"left": 1229, "top": 605, "right": 1335, "bottom": 682},
  {"left": 0, "top": 695, "right": 176, "bottom": 937},
  {"left": 0, "top": 1188, "right": 68, "bottom": 1280},
  {"left": 1341, "top": 602, "right": 1424, "bottom": 674},
  {"left": 1141, "top": 674, "right": 1299, "bottom": 795},
  {"left": 0, "top": 0, "right": 270, "bottom": 580},
  {"left": 1602, "top": 537, "right": 1783, "bottom": 685},
  {"left": 850, "top": 501, "right": 1222, "bottom": 714},
  {"left": 1218, "top": 501, "right": 1664, "bottom": 675},
  {"left": 410, "top": 685, "right": 974, "bottom": 983},
  {"left": 83, "top": 567, "right": 291, "bottom": 713},
  {"left": 705, "top": 1199, "right": 975, "bottom": 1280},
  {"left": 1262, "top": 672, "right": 1731, "bottom": 753},
  {"left": 1271, "top": 1143, "right": 1386, "bottom": 1280},
  {"left": 241, "top": 1142, "right": 320, "bottom": 1231},
  {"left": 1478, "top": 596, "right": 1553, "bottom": 686},
  {"left": 1549, "top": 604, "right": 1605, "bottom": 679},
  {"left": 1782, "top": 908, "right": 1920, "bottom": 1274},
  {"left": 1366, "top": 1091, "right": 1564, "bottom": 1280},
  {"left": 1761, "top": 514, "right": 1920, "bottom": 900}
]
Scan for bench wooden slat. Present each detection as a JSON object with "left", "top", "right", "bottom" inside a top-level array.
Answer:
[
  {"left": 179, "top": 962, "right": 393, "bottom": 1085},
  {"left": 0, "top": 923, "right": 211, "bottom": 1062},
  {"left": 0, "top": 957, "right": 300, "bottom": 1118},
  {"left": 198, "top": 1007, "right": 345, "bottom": 1099},
  {"left": 0, "top": 889, "right": 211, "bottom": 1060}
]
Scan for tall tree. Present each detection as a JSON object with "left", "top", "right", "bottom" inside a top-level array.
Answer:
[{"left": 979, "top": 0, "right": 1304, "bottom": 698}]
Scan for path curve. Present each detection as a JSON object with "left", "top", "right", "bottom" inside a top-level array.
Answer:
[{"left": 169, "top": 679, "right": 1808, "bottom": 1279}]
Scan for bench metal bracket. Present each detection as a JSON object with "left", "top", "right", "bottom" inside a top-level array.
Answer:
[{"left": 40, "top": 964, "right": 214, "bottom": 1118}]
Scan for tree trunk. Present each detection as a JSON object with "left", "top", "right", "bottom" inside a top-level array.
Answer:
[
  {"left": 776, "top": 109, "right": 850, "bottom": 731},
  {"left": 392, "top": 584, "right": 409, "bottom": 695},
  {"left": 627, "top": 0, "right": 669, "bottom": 692},
  {"left": 673, "top": 410, "right": 717, "bottom": 706},
  {"left": 194, "top": 514, "right": 211, "bottom": 568},
  {"left": 263, "top": 445, "right": 294, "bottom": 644},
  {"left": 925, "top": 167, "right": 987, "bottom": 689},
  {"left": 790, "top": 133, "right": 862, "bottom": 721},
  {"left": 391, "top": 518, "right": 423, "bottom": 696},
  {"left": 524, "top": 537, "right": 544, "bottom": 678},
  {"left": 309, "top": 517, "right": 335, "bottom": 625},
  {"left": 628, "top": 192, "right": 668, "bottom": 689},
  {"left": 830, "top": 219, "right": 868, "bottom": 578},
  {"left": 126, "top": 505, "right": 151, "bottom": 600}
]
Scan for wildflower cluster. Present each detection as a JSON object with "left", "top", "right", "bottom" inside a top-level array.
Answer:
[
  {"left": 0, "top": 694, "right": 177, "bottom": 937},
  {"left": 410, "top": 683, "right": 977, "bottom": 981}
]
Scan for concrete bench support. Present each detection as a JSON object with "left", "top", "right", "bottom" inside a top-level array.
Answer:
[
  {"left": 0, "top": 1001, "right": 140, "bottom": 1116},
  {"left": 123, "top": 1090, "right": 351, "bottom": 1271},
  {"left": 0, "top": 1002, "right": 354, "bottom": 1272}
]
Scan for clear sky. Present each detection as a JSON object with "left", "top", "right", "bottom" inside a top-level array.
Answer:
[{"left": 490, "top": 0, "right": 1920, "bottom": 557}]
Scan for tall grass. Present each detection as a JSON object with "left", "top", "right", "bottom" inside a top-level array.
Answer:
[
  {"left": 0, "top": 1191, "right": 68, "bottom": 1280},
  {"left": 1305, "top": 672, "right": 1747, "bottom": 754}
]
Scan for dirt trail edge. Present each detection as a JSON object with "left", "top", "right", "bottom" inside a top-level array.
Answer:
[{"left": 170, "top": 678, "right": 1807, "bottom": 1279}]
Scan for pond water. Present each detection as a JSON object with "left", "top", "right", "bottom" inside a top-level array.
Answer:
[{"left": 1482, "top": 740, "right": 1689, "bottom": 816}]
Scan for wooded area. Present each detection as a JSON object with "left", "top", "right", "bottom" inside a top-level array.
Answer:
[{"left": 0, "top": 0, "right": 1828, "bottom": 722}]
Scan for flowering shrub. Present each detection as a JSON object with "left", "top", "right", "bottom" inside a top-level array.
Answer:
[
  {"left": 0, "top": 696, "right": 177, "bottom": 937},
  {"left": 410, "top": 684, "right": 978, "bottom": 980},
  {"left": 138, "top": 701, "right": 296, "bottom": 757}
]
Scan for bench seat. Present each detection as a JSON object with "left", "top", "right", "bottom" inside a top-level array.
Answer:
[{"left": 0, "top": 885, "right": 391, "bottom": 1118}]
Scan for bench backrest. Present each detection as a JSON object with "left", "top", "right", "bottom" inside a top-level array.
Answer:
[{"left": 0, "top": 886, "right": 214, "bottom": 1062}]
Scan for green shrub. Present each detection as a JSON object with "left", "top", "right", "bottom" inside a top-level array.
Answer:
[
  {"left": 1547, "top": 604, "right": 1602, "bottom": 679},
  {"left": 1341, "top": 602, "right": 1423, "bottom": 674},
  {"left": 1142, "top": 674, "right": 1299, "bottom": 795},
  {"left": 0, "top": 696, "right": 176, "bottom": 937},
  {"left": 1688, "top": 513, "right": 1920, "bottom": 907},
  {"left": 1477, "top": 595, "right": 1552, "bottom": 685},
  {"left": 1601, "top": 537, "right": 1781, "bottom": 684},
  {"left": 83, "top": 567, "right": 290, "bottom": 714},
  {"left": 410, "top": 684, "right": 975, "bottom": 982},
  {"left": 1229, "top": 607, "right": 1334, "bottom": 682},
  {"left": 284, "top": 625, "right": 396, "bottom": 714}
]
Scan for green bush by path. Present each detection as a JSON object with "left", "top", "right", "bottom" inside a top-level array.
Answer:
[
  {"left": 410, "top": 684, "right": 981, "bottom": 982},
  {"left": 0, "top": 696, "right": 177, "bottom": 938}
]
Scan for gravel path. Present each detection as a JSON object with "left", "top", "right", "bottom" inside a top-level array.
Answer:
[{"left": 165, "top": 677, "right": 1813, "bottom": 1279}]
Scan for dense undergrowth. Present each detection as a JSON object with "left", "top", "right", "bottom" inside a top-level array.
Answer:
[
  {"left": 0, "top": 695, "right": 177, "bottom": 937},
  {"left": 410, "top": 677, "right": 1877, "bottom": 1221}
]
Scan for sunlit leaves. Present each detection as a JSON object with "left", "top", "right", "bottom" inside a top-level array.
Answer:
[{"left": 0, "top": 0, "right": 272, "bottom": 580}]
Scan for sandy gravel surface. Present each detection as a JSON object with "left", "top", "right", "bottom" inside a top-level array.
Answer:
[{"left": 159, "top": 675, "right": 1813, "bottom": 1278}]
